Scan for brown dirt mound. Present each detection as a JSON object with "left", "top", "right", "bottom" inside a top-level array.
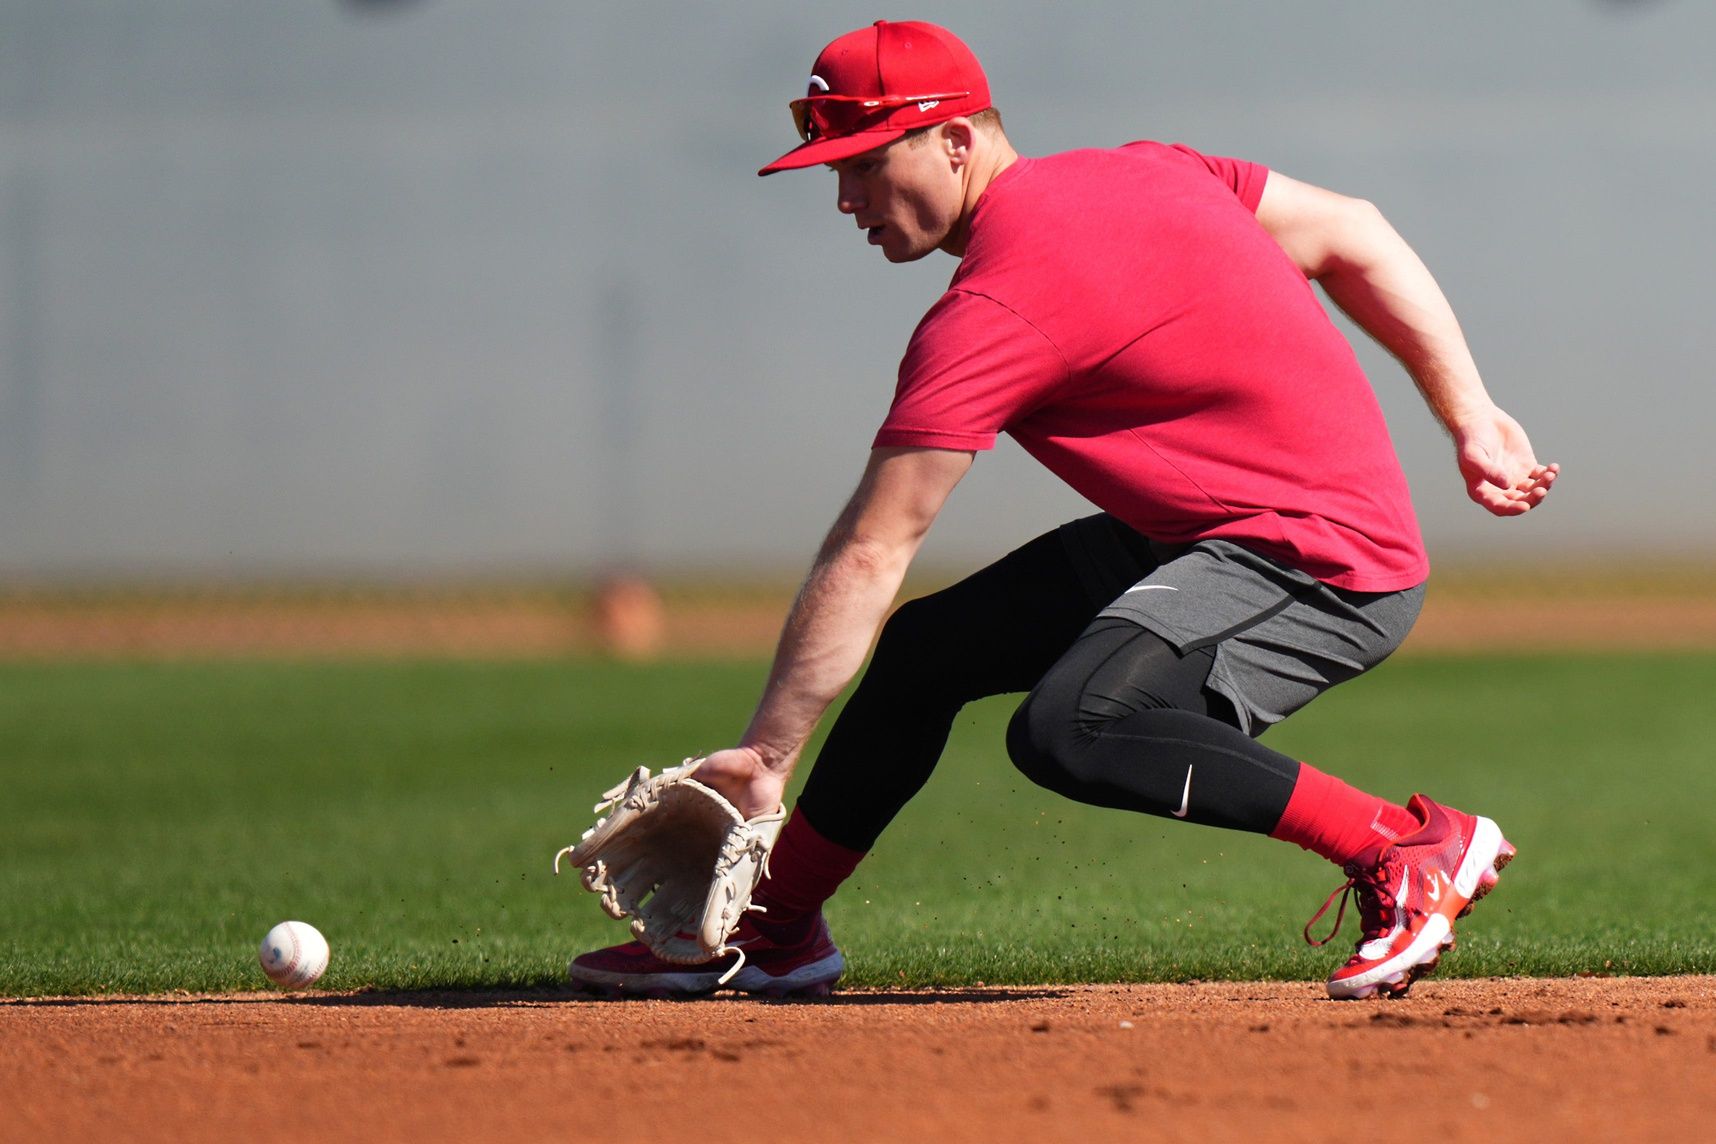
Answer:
[{"left": 5, "top": 976, "right": 1713, "bottom": 1143}]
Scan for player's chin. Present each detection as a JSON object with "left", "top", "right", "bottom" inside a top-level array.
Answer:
[{"left": 878, "top": 239, "right": 936, "bottom": 264}]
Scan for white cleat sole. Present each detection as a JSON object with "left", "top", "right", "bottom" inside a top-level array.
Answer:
[{"left": 728, "top": 950, "right": 845, "bottom": 997}]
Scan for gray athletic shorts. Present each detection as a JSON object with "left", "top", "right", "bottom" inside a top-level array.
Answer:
[{"left": 1093, "top": 533, "right": 1424, "bottom": 737}]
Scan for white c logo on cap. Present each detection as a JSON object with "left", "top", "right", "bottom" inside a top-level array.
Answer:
[{"left": 807, "top": 74, "right": 830, "bottom": 92}]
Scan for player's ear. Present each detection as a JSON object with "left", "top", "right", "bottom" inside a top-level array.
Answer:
[{"left": 940, "top": 119, "right": 974, "bottom": 168}]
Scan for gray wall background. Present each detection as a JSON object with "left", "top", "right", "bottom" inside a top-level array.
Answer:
[{"left": 2, "top": 1, "right": 1709, "bottom": 580}]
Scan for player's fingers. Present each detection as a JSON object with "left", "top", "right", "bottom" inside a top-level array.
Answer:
[
  {"left": 1468, "top": 481, "right": 1534, "bottom": 516},
  {"left": 1514, "top": 470, "right": 1557, "bottom": 500},
  {"left": 1467, "top": 483, "right": 1509, "bottom": 511},
  {"left": 1515, "top": 464, "right": 1555, "bottom": 485}
]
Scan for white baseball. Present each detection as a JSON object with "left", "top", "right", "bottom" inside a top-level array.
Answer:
[{"left": 259, "top": 920, "right": 330, "bottom": 989}]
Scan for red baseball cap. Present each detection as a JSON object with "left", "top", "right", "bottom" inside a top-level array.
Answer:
[{"left": 758, "top": 20, "right": 991, "bottom": 177}]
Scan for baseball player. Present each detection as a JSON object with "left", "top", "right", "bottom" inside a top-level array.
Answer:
[{"left": 569, "top": 19, "right": 1557, "bottom": 1000}]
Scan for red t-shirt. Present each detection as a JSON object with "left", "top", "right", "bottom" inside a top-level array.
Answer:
[{"left": 874, "top": 142, "right": 1428, "bottom": 592}]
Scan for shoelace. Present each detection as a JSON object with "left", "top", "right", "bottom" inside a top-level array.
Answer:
[
  {"left": 713, "top": 940, "right": 748, "bottom": 986},
  {"left": 1303, "top": 859, "right": 1397, "bottom": 948},
  {"left": 706, "top": 867, "right": 777, "bottom": 987}
]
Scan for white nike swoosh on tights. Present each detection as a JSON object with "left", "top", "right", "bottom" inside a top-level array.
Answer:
[
  {"left": 1172, "top": 766, "right": 1193, "bottom": 818},
  {"left": 1122, "top": 584, "right": 1179, "bottom": 594}
]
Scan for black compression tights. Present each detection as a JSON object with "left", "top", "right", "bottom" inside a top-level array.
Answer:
[
  {"left": 795, "top": 519, "right": 1303, "bottom": 852},
  {"left": 1005, "top": 618, "right": 1300, "bottom": 832}
]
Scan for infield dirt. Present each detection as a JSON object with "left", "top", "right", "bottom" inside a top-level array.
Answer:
[{"left": 5, "top": 976, "right": 1714, "bottom": 1143}]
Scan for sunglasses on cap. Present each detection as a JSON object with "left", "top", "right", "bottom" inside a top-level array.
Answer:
[{"left": 789, "top": 91, "right": 972, "bottom": 143}]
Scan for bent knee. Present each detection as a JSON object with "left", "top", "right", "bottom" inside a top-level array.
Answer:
[
  {"left": 1008, "top": 687, "right": 1199, "bottom": 798},
  {"left": 1006, "top": 685, "right": 1092, "bottom": 795}
]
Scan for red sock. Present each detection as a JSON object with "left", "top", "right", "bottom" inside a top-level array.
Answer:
[
  {"left": 1270, "top": 762, "right": 1419, "bottom": 868},
  {"left": 748, "top": 811, "right": 866, "bottom": 945}
]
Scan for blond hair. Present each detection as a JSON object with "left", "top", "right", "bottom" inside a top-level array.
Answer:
[{"left": 904, "top": 107, "right": 1006, "bottom": 147}]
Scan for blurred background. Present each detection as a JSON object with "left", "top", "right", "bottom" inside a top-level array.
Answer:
[{"left": 2, "top": 0, "right": 1712, "bottom": 658}]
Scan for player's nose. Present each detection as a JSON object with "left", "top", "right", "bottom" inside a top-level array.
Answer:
[{"left": 836, "top": 170, "right": 864, "bottom": 215}]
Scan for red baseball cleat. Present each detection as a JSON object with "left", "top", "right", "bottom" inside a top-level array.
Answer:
[
  {"left": 1307, "top": 793, "right": 1515, "bottom": 1000},
  {"left": 567, "top": 913, "right": 845, "bottom": 999}
]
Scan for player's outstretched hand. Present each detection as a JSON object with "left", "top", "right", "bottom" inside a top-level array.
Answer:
[
  {"left": 1454, "top": 405, "right": 1559, "bottom": 516},
  {"left": 693, "top": 747, "right": 788, "bottom": 822}
]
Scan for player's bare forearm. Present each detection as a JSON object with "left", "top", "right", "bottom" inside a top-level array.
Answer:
[
  {"left": 694, "top": 447, "right": 974, "bottom": 818},
  {"left": 1258, "top": 174, "right": 1483, "bottom": 423},
  {"left": 1315, "top": 233, "right": 1559, "bottom": 513},
  {"left": 1256, "top": 172, "right": 1558, "bottom": 515},
  {"left": 1310, "top": 217, "right": 1489, "bottom": 432},
  {"left": 741, "top": 532, "right": 915, "bottom": 771}
]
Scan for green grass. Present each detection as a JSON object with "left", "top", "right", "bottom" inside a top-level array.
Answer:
[{"left": 2, "top": 652, "right": 1713, "bottom": 996}]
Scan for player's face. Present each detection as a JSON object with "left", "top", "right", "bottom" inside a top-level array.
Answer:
[{"left": 829, "top": 131, "right": 965, "bottom": 263}]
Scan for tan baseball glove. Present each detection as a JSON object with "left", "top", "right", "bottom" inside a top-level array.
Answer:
[{"left": 554, "top": 759, "right": 785, "bottom": 980}]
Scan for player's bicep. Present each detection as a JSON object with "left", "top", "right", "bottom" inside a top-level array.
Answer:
[{"left": 1255, "top": 171, "right": 1386, "bottom": 280}]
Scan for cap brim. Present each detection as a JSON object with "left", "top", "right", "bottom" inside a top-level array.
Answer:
[{"left": 757, "top": 128, "right": 909, "bottom": 176}]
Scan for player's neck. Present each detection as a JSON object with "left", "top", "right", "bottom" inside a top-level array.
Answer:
[{"left": 939, "top": 139, "right": 1019, "bottom": 258}]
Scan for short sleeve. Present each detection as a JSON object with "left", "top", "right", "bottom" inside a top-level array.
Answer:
[
  {"left": 874, "top": 290, "right": 1069, "bottom": 451},
  {"left": 1156, "top": 143, "right": 1270, "bottom": 213}
]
